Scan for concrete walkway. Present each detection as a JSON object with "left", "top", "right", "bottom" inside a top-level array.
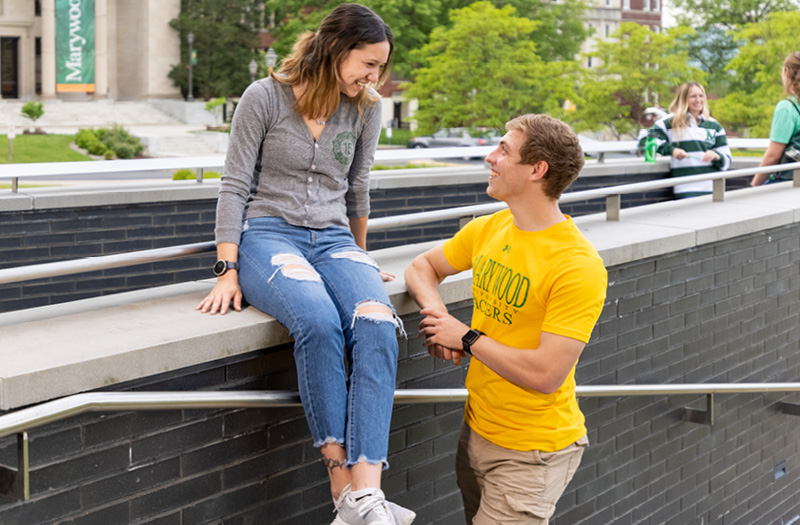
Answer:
[{"left": 0, "top": 100, "right": 226, "bottom": 156}]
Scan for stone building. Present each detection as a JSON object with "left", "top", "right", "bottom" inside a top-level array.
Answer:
[{"left": 0, "top": 0, "right": 181, "bottom": 101}]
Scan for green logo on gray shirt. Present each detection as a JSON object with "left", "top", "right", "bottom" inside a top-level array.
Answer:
[{"left": 333, "top": 132, "right": 357, "bottom": 165}]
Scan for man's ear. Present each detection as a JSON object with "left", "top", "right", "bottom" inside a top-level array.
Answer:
[{"left": 528, "top": 160, "right": 549, "bottom": 182}]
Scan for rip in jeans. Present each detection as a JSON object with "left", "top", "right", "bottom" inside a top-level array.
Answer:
[
  {"left": 352, "top": 300, "right": 407, "bottom": 338},
  {"left": 331, "top": 250, "right": 379, "bottom": 269},
  {"left": 268, "top": 253, "right": 321, "bottom": 283}
]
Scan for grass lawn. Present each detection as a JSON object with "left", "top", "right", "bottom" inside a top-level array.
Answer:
[
  {"left": 0, "top": 183, "right": 49, "bottom": 189},
  {"left": 0, "top": 134, "right": 92, "bottom": 164},
  {"left": 731, "top": 149, "right": 766, "bottom": 157}
]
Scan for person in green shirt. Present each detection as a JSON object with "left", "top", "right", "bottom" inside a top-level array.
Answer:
[{"left": 751, "top": 51, "right": 800, "bottom": 186}]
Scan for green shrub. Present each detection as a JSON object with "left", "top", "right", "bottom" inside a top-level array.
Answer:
[
  {"left": 371, "top": 163, "right": 438, "bottom": 170},
  {"left": 96, "top": 125, "right": 144, "bottom": 159},
  {"left": 114, "top": 143, "right": 135, "bottom": 159},
  {"left": 205, "top": 97, "right": 226, "bottom": 112},
  {"left": 74, "top": 128, "right": 96, "bottom": 149},
  {"left": 172, "top": 169, "right": 222, "bottom": 180},
  {"left": 103, "top": 150, "right": 115, "bottom": 160},
  {"left": 85, "top": 137, "right": 107, "bottom": 156},
  {"left": 75, "top": 125, "right": 143, "bottom": 159}
]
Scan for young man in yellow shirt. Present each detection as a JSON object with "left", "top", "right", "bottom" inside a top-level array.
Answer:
[{"left": 404, "top": 114, "right": 607, "bottom": 524}]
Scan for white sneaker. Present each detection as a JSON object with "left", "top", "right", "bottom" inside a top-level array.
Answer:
[
  {"left": 333, "top": 484, "right": 415, "bottom": 525},
  {"left": 332, "top": 489, "right": 395, "bottom": 525}
]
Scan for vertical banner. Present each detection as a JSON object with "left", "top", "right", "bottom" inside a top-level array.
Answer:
[{"left": 56, "top": 0, "right": 95, "bottom": 93}]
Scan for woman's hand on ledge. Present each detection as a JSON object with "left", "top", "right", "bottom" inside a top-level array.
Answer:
[
  {"left": 379, "top": 269, "right": 395, "bottom": 282},
  {"left": 196, "top": 273, "right": 243, "bottom": 315}
]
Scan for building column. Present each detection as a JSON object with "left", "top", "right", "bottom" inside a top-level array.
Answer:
[
  {"left": 94, "top": 0, "right": 108, "bottom": 98},
  {"left": 41, "top": 0, "right": 56, "bottom": 99}
]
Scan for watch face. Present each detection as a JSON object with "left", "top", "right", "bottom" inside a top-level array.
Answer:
[
  {"left": 213, "top": 260, "right": 226, "bottom": 276},
  {"left": 463, "top": 330, "right": 481, "bottom": 345}
]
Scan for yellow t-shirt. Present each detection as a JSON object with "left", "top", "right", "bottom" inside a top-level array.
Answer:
[{"left": 443, "top": 210, "right": 607, "bottom": 452}]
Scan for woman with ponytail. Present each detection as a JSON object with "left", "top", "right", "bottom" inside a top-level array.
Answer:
[
  {"left": 197, "top": 5, "right": 414, "bottom": 524},
  {"left": 751, "top": 52, "right": 800, "bottom": 186}
]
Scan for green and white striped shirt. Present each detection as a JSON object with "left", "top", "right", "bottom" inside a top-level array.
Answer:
[{"left": 651, "top": 113, "right": 732, "bottom": 196}]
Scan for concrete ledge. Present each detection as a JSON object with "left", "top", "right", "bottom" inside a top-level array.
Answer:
[
  {"left": 2, "top": 180, "right": 220, "bottom": 210},
  {"left": 1, "top": 178, "right": 796, "bottom": 410}
]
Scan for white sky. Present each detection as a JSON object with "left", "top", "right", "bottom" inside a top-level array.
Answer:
[{"left": 662, "top": 0, "right": 680, "bottom": 28}]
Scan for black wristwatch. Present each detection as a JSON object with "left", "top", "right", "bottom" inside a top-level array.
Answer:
[
  {"left": 461, "top": 329, "right": 484, "bottom": 355},
  {"left": 213, "top": 260, "right": 240, "bottom": 277}
]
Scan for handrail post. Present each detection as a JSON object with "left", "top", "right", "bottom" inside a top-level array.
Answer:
[
  {"left": 597, "top": 152, "right": 605, "bottom": 163},
  {"left": 794, "top": 167, "right": 800, "bottom": 187},
  {"left": 196, "top": 167, "right": 204, "bottom": 183},
  {"left": 11, "top": 177, "right": 18, "bottom": 193},
  {"left": 683, "top": 393, "right": 714, "bottom": 425},
  {"left": 0, "top": 431, "right": 30, "bottom": 501},
  {"left": 713, "top": 178, "right": 725, "bottom": 202},
  {"left": 606, "top": 194, "right": 621, "bottom": 221},
  {"left": 459, "top": 215, "right": 475, "bottom": 229}
]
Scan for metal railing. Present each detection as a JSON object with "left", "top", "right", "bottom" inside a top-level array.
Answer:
[
  {"left": 2, "top": 383, "right": 800, "bottom": 500},
  {"left": 1, "top": 145, "right": 799, "bottom": 501},
  {"left": 1, "top": 160, "right": 799, "bottom": 287},
  {"left": 0, "top": 138, "right": 775, "bottom": 191}
]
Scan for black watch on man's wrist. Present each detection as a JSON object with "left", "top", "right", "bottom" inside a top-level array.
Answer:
[
  {"left": 461, "top": 329, "right": 484, "bottom": 355},
  {"left": 213, "top": 260, "right": 239, "bottom": 277}
]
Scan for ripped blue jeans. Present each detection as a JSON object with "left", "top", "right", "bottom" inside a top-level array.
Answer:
[{"left": 238, "top": 217, "right": 402, "bottom": 468}]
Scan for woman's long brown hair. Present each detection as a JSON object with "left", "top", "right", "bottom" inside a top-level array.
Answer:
[{"left": 273, "top": 3, "right": 394, "bottom": 120}]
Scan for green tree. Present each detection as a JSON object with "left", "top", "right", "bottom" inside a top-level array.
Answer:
[
  {"left": 403, "top": 2, "right": 580, "bottom": 133},
  {"left": 500, "top": 0, "right": 592, "bottom": 62},
  {"left": 671, "top": 0, "right": 798, "bottom": 28},
  {"left": 263, "top": 0, "right": 470, "bottom": 78},
  {"left": 712, "top": 11, "right": 800, "bottom": 135},
  {"left": 679, "top": 25, "right": 740, "bottom": 96},
  {"left": 169, "top": 0, "right": 260, "bottom": 100},
  {"left": 263, "top": 0, "right": 590, "bottom": 78},
  {"left": 574, "top": 23, "right": 703, "bottom": 139},
  {"left": 21, "top": 102, "right": 44, "bottom": 128}
]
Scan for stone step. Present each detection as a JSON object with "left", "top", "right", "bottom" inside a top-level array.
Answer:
[
  {"left": 0, "top": 101, "right": 184, "bottom": 128},
  {"left": 138, "top": 131, "right": 229, "bottom": 157}
]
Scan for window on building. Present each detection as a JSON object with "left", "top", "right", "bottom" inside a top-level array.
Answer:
[
  {"left": 643, "top": 0, "right": 650, "bottom": 10},
  {"left": 606, "top": 0, "right": 610, "bottom": 5},
  {"left": 623, "top": 0, "right": 630, "bottom": 8},
  {"left": 605, "top": 24, "right": 610, "bottom": 37},
  {"left": 654, "top": 0, "right": 660, "bottom": 9},
  {"left": 588, "top": 57, "right": 592, "bottom": 68},
  {"left": 35, "top": 0, "right": 42, "bottom": 16}
]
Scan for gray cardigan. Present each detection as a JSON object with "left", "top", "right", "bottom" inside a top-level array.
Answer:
[{"left": 215, "top": 77, "right": 382, "bottom": 246}]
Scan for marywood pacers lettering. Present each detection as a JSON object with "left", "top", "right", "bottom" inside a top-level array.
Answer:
[{"left": 472, "top": 254, "right": 529, "bottom": 325}]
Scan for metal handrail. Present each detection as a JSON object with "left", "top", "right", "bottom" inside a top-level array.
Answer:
[
  {"left": 2, "top": 383, "right": 800, "bottom": 439},
  {"left": 0, "top": 138, "right": 772, "bottom": 186},
  {"left": 2, "top": 160, "right": 799, "bottom": 287}
]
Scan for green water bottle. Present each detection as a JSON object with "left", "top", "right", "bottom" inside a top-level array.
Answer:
[{"left": 644, "top": 129, "right": 657, "bottom": 164}]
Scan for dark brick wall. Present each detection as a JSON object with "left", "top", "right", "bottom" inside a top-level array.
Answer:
[
  {"left": 1, "top": 222, "right": 799, "bottom": 524},
  {"left": 0, "top": 171, "right": 689, "bottom": 314},
  {"left": 0, "top": 201, "right": 219, "bottom": 313}
]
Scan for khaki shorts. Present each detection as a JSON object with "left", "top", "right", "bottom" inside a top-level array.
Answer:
[{"left": 456, "top": 423, "right": 588, "bottom": 525}]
